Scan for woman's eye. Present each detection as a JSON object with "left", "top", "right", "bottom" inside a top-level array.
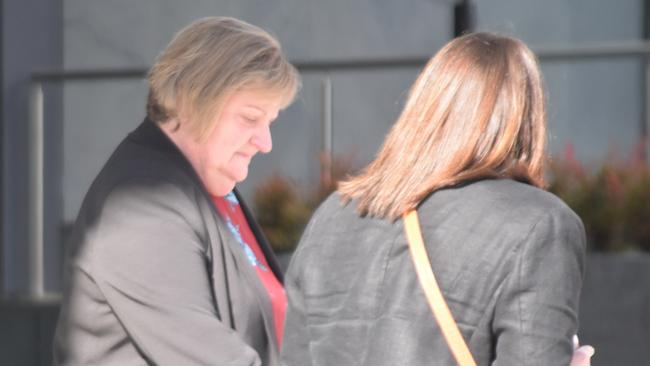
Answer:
[{"left": 242, "top": 115, "right": 258, "bottom": 124}]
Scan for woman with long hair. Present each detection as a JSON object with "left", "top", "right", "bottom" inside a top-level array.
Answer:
[{"left": 282, "top": 32, "right": 591, "bottom": 366}]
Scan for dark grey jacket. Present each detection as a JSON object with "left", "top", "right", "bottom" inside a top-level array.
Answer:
[
  {"left": 282, "top": 179, "right": 586, "bottom": 366},
  {"left": 54, "top": 119, "right": 284, "bottom": 365}
]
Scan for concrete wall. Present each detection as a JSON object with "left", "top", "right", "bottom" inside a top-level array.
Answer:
[
  {"left": 0, "top": 300, "right": 58, "bottom": 366},
  {"left": 475, "top": 0, "right": 645, "bottom": 163},
  {"left": 2, "top": 0, "right": 63, "bottom": 294},
  {"left": 579, "top": 254, "right": 650, "bottom": 365}
]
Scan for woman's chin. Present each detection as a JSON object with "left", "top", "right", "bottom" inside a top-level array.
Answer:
[
  {"left": 230, "top": 171, "right": 249, "bottom": 184},
  {"left": 208, "top": 184, "right": 235, "bottom": 197},
  {"left": 206, "top": 170, "right": 248, "bottom": 196},
  {"left": 205, "top": 177, "right": 237, "bottom": 196},
  {"left": 231, "top": 167, "right": 250, "bottom": 182}
]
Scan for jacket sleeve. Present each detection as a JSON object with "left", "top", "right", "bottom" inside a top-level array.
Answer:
[
  {"left": 90, "top": 181, "right": 261, "bottom": 366},
  {"left": 491, "top": 207, "right": 587, "bottom": 366},
  {"left": 280, "top": 217, "right": 317, "bottom": 366}
]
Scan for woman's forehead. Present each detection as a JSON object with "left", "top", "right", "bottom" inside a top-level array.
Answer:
[{"left": 226, "top": 89, "right": 283, "bottom": 110}]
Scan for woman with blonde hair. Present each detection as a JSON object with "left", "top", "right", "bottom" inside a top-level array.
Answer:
[
  {"left": 282, "top": 32, "right": 591, "bottom": 365},
  {"left": 54, "top": 17, "right": 299, "bottom": 365}
]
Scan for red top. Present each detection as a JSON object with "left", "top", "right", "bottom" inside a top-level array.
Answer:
[{"left": 212, "top": 193, "right": 287, "bottom": 349}]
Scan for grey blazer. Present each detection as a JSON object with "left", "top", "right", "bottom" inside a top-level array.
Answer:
[
  {"left": 54, "top": 119, "right": 284, "bottom": 365},
  {"left": 282, "top": 179, "right": 586, "bottom": 366}
]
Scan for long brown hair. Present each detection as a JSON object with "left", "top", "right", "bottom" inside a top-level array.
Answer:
[{"left": 338, "top": 32, "right": 547, "bottom": 219}]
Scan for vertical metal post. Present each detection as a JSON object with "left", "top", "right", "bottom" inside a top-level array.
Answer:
[
  {"left": 640, "top": 0, "right": 650, "bottom": 162},
  {"left": 28, "top": 82, "right": 44, "bottom": 298},
  {"left": 645, "top": 57, "right": 650, "bottom": 160},
  {"left": 321, "top": 75, "right": 333, "bottom": 187},
  {"left": 453, "top": 0, "right": 475, "bottom": 37}
]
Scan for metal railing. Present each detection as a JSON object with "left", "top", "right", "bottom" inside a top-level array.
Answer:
[{"left": 25, "top": 40, "right": 650, "bottom": 298}]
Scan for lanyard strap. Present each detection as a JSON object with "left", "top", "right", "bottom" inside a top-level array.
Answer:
[{"left": 403, "top": 210, "right": 477, "bottom": 366}]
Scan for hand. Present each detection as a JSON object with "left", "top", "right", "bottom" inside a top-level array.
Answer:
[{"left": 570, "top": 335, "right": 595, "bottom": 366}]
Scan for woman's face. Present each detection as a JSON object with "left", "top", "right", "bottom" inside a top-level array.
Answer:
[{"left": 170, "top": 90, "right": 283, "bottom": 196}]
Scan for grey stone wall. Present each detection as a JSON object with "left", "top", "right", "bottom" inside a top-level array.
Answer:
[
  {"left": 2, "top": 0, "right": 63, "bottom": 294},
  {"left": 578, "top": 253, "right": 650, "bottom": 365},
  {"left": 475, "top": 0, "right": 645, "bottom": 163}
]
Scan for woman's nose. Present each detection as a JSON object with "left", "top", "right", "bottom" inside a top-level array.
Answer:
[{"left": 251, "top": 124, "right": 273, "bottom": 153}]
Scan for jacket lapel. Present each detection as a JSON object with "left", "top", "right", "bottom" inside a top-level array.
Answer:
[
  {"left": 210, "top": 203, "right": 280, "bottom": 352},
  {"left": 234, "top": 189, "right": 284, "bottom": 284}
]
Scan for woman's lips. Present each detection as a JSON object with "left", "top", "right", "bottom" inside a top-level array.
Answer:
[{"left": 235, "top": 151, "right": 255, "bottom": 159}]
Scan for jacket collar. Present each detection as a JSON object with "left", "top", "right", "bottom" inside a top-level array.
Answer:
[{"left": 128, "top": 118, "right": 190, "bottom": 163}]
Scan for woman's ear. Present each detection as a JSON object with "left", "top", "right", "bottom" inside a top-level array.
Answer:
[
  {"left": 163, "top": 117, "right": 183, "bottom": 133},
  {"left": 172, "top": 117, "right": 183, "bottom": 132}
]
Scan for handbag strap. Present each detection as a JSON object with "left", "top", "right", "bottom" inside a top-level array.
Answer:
[{"left": 403, "top": 210, "right": 477, "bottom": 366}]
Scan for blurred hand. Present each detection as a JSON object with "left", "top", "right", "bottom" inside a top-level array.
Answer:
[{"left": 570, "top": 335, "right": 595, "bottom": 366}]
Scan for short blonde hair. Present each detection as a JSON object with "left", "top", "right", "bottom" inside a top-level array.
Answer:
[
  {"left": 147, "top": 17, "right": 300, "bottom": 139},
  {"left": 339, "top": 32, "right": 547, "bottom": 219}
]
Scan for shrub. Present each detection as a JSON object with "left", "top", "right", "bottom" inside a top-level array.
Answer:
[
  {"left": 253, "top": 175, "right": 312, "bottom": 252},
  {"left": 253, "top": 153, "right": 358, "bottom": 252},
  {"left": 548, "top": 142, "right": 650, "bottom": 252}
]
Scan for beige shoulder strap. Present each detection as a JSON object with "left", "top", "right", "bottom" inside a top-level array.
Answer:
[{"left": 403, "top": 210, "right": 477, "bottom": 366}]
